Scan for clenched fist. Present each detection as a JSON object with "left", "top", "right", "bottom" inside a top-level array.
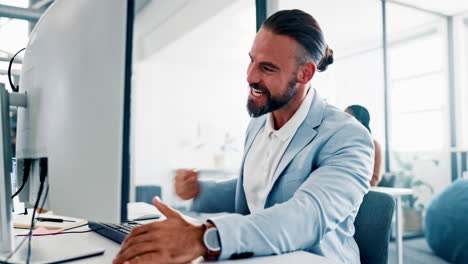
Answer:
[{"left": 174, "top": 169, "right": 200, "bottom": 200}]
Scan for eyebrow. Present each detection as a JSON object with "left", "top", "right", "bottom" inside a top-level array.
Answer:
[
  {"left": 260, "top": 62, "right": 280, "bottom": 71},
  {"left": 249, "top": 53, "right": 281, "bottom": 71}
]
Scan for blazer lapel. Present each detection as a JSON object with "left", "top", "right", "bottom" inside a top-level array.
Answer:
[
  {"left": 268, "top": 91, "right": 327, "bottom": 193},
  {"left": 243, "top": 117, "right": 266, "bottom": 156}
]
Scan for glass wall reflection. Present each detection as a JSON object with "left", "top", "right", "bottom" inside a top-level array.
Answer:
[
  {"left": 386, "top": 3, "right": 450, "bottom": 235},
  {"left": 132, "top": 0, "right": 256, "bottom": 205}
]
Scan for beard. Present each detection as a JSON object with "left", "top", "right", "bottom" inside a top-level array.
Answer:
[{"left": 246, "top": 77, "right": 299, "bottom": 117}]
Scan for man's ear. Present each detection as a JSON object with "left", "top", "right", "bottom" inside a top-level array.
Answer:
[{"left": 297, "top": 61, "right": 316, "bottom": 84}]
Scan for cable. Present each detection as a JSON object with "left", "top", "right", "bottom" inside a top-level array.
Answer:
[
  {"left": 8, "top": 48, "right": 25, "bottom": 93},
  {"left": 4, "top": 234, "right": 27, "bottom": 262},
  {"left": 25, "top": 158, "right": 47, "bottom": 264},
  {"left": 16, "top": 228, "right": 103, "bottom": 237},
  {"left": 4, "top": 185, "right": 48, "bottom": 263},
  {"left": 4, "top": 184, "right": 49, "bottom": 263},
  {"left": 11, "top": 159, "right": 32, "bottom": 199},
  {"left": 39, "top": 184, "right": 49, "bottom": 212},
  {"left": 25, "top": 181, "right": 44, "bottom": 264},
  {"left": 5, "top": 159, "right": 49, "bottom": 264}
]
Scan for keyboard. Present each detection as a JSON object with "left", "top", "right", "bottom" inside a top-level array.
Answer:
[{"left": 88, "top": 221, "right": 141, "bottom": 244}]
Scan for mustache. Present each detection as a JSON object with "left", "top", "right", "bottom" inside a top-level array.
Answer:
[{"left": 249, "top": 83, "right": 269, "bottom": 94}]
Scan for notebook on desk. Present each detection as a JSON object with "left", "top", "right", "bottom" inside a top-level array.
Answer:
[{"left": 13, "top": 210, "right": 87, "bottom": 230}]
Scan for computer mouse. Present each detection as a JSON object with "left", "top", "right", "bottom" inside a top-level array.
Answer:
[{"left": 132, "top": 214, "right": 161, "bottom": 221}]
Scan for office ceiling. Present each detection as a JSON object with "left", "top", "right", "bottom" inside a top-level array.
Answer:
[
  {"left": 31, "top": 0, "right": 150, "bottom": 14},
  {"left": 8, "top": 0, "right": 468, "bottom": 18},
  {"left": 395, "top": 0, "right": 468, "bottom": 16},
  {"left": 133, "top": 0, "right": 468, "bottom": 61}
]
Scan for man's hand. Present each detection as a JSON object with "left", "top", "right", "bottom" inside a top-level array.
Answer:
[
  {"left": 174, "top": 169, "right": 200, "bottom": 200},
  {"left": 113, "top": 197, "right": 206, "bottom": 264}
]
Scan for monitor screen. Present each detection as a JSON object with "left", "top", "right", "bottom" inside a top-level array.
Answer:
[{"left": 15, "top": 0, "right": 133, "bottom": 223}]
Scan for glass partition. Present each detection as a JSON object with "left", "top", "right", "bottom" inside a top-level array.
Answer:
[
  {"left": 386, "top": 2, "right": 449, "bottom": 235},
  {"left": 132, "top": 0, "right": 256, "bottom": 205},
  {"left": 277, "top": 0, "right": 385, "bottom": 145},
  {"left": 274, "top": 0, "right": 453, "bottom": 236}
]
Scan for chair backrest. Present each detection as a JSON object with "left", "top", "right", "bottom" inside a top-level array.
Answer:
[
  {"left": 136, "top": 185, "right": 162, "bottom": 204},
  {"left": 354, "top": 191, "right": 395, "bottom": 264}
]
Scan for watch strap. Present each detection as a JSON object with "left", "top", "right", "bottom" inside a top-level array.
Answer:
[{"left": 203, "top": 222, "right": 221, "bottom": 260}]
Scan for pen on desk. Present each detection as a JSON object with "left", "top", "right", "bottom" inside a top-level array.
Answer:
[
  {"left": 132, "top": 215, "right": 161, "bottom": 221},
  {"left": 36, "top": 217, "right": 76, "bottom": 223}
]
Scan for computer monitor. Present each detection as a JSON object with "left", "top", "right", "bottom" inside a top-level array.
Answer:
[
  {"left": 15, "top": 0, "right": 133, "bottom": 223},
  {"left": 0, "top": 0, "right": 134, "bottom": 260}
]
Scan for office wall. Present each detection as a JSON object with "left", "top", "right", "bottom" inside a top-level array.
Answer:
[{"left": 132, "top": 0, "right": 255, "bottom": 205}]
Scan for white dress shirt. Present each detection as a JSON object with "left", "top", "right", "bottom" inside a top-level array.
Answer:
[{"left": 243, "top": 88, "right": 315, "bottom": 212}]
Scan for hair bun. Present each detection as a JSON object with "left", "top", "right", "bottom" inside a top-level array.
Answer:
[{"left": 317, "top": 46, "right": 334, "bottom": 72}]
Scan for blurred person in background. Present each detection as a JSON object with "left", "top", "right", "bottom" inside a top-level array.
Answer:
[{"left": 345, "top": 105, "right": 382, "bottom": 186}]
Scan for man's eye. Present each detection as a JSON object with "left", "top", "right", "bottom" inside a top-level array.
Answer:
[{"left": 263, "top": 66, "right": 274, "bottom": 72}]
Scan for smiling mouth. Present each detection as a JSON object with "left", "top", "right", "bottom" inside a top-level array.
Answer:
[{"left": 251, "top": 88, "right": 266, "bottom": 97}]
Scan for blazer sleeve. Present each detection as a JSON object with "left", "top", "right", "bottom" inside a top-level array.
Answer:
[
  {"left": 190, "top": 118, "right": 259, "bottom": 213},
  {"left": 209, "top": 123, "right": 374, "bottom": 259},
  {"left": 190, "top": 177, "right": 238, "bottom": 213}
]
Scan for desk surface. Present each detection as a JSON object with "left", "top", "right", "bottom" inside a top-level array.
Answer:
[{"left": 8, "top": 224, "right": 337, "bottom": 264}]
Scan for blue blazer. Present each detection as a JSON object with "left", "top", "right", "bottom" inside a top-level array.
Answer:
[{"left": 192, "top": 91, "right": 374, "bottom": 263}]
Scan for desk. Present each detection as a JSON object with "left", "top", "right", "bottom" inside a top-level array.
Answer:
[
  {"left": 7, "top": 222, "right": 337, "bottom": 264},
  {"left": 371, "top": 187, "right": 413, "bottom": 264}
]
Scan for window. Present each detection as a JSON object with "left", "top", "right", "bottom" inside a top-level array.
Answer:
[
  {"left": 277, "top": 0, "right": 385, "bottom": 150},
  {"left": 387, "top": 3, "right": 451, "bottom": 197},
  {"left": 0, "top": 0, "right": 29, "bottom": 90},
  {"left": 132, "top": 0, "right": 255, "bottom": 204},
  {"left": 460, "top": 17, "right": 468, "bottom": 148}
]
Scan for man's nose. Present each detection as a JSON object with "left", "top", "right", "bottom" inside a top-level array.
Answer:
[{"left": 247, "top": 65, "right": 261, "bottom": 85}]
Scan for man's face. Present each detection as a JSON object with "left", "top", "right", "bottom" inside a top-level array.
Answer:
[{"left": 246, "top": 28, "right": 301, "bottom": 117}]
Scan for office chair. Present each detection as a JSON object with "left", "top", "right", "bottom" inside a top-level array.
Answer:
[
  {"left": 136, "top": 185, "right": 162, "bottom": 204},
  {"left": 378, "top": 172, "right": 396, "bottom": 188},
  {"left": 354, "top": 191, "right": 395, "bottom": 264}
]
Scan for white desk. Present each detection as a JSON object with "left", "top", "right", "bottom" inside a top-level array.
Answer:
[
  {"left": 6, "top": 222, "right": 337, "bottom": 264},
  {"left": 371, "top": 187, "right": 413, "bottom": 264}
]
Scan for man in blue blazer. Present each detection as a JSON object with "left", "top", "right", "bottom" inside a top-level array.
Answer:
[{"left": 114, "top": 9, "right": 374, "bottom": 264}]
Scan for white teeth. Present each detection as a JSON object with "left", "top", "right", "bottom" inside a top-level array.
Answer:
[{"left": 251, "top": 88, "right": 264, "bottom": 97}]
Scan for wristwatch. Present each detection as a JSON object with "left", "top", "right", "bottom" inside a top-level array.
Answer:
[{"left": 203, "top": 222, "right": 221, "bottom": 260}]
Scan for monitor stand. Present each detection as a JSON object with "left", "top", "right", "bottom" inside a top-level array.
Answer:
[{"left": 0, "top": 84, "right": 16, "bottom": 258}]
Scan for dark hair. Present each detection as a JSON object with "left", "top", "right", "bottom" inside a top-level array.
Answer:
[
  {"left": 262, "top": 9, "right": 334, "bottom": 71},
  {"left": 346, "top": 105, "right": 371, "bottom": 133}
]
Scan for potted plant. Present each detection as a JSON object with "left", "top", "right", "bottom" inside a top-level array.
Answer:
[{"left": 393, "top": 153, "right": 435, "bottom": 234}]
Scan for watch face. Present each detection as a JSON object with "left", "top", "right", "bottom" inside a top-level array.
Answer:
[{"left": 204, "top": 228, "right": 221, "bottom": 251}]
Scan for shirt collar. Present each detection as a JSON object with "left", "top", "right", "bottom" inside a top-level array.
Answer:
[{"left": 265, "top": 87, "right": 315, "bottom": 141}]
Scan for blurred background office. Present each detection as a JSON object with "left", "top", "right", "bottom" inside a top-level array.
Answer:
[{"left": 1, "top": 0, "right": 468, "bottom": 263}]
